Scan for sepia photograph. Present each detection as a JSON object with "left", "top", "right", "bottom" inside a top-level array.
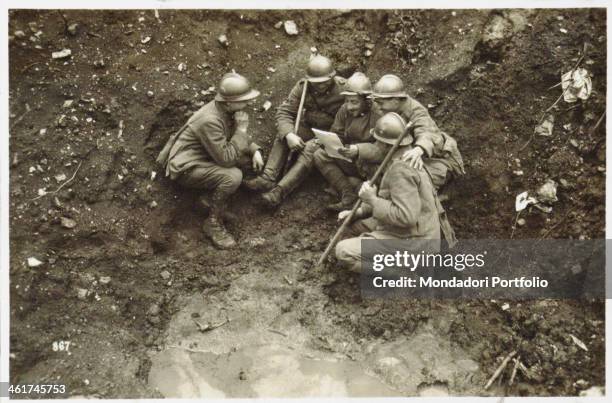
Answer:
[{"left": 3, "top": 2, "right": 607, "bottom": 399}]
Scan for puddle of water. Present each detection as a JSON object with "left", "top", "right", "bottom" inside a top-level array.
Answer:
[
  {"left": 418, "top": 383, "right": 450, "bottom": 397},
  {"left": 148, "top": 268, "right": 480, "bottom": 397},
  {"left": 149, "top": 344, "right": 399, "bottom": 398}
]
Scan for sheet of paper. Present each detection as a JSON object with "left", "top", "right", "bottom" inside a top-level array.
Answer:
[{"left": 312, "top": 128, "right": 352, "bottom": 162}]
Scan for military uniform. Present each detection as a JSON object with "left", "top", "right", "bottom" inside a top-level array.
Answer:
[
  {"left": 159, "top": 100, "right": 260, "bottom": 199},
  {"left": 313, "top": 103, "right": 381, "bottom": 196},
  {"left": 277, "top": 76, "right": 346, "bottom": 138},
  {"left": 258, "top": 75, "right": 346, "bottom": 178},
  {"left": 335, "top": 149, "right": 442, "bottom": 273},
  {"left": 396, "top": 96, "right": 464, "bottom": 188},
  {"left": 350, "top": 96, "right": 465, "bottom": 190}
]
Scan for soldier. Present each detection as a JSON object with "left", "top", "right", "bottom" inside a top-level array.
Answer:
[
  {"left": 368, "top": 74, "right": 464, "bottom": 189},
  {"left": 156, "top": 73, "right": 263, "bottom": 249},
  {"left": 313, "top": 72, "right": 381, "bottom": 211},
  {"left": 335, "top": 113, "right": 445, "bottom": 273},
  {"left": 244, "top": 55, "right": 346, "bottom": 208}
]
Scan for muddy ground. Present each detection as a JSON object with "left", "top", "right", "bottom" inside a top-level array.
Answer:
[{"left": 8, "top": 9, "right": 605, "bottom": 398}]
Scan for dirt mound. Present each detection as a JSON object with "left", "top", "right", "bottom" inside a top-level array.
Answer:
[{"left": 9, "top": 9, "right": 605, "bottom": 397}]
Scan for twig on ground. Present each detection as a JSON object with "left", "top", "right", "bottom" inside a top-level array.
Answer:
[
  {"left": 510, "top": 211, "right": 521, "bottom": 239},
  {"left": 10, "top": 104, "right": 31, "bottom": 130},
  {"left": 538, "top": 207, "right": 576, "bottom": 240},
  {"left": 30, "top": 161, "right": 82, "bottom": 201},
  {"left": 589, "top": 110, "right": 606, "bottom": 135},
  {"left": 517, "top": 361, "right": 536, "bottom": 380},
  {"left": 21, "top": 62, "right": 41, "bottom": 74},
  {"left": 268, "top": 328, "right": 288, "bottom": 337},
  {"left": 509, "top": 356, "right": 521, "bottom": 386},
  {"left": 57, "top": 11, "right": 69, "bottom": 34},
  {"left": 564, "top": 104, "right": 581, "bottom": 113},
  {"left": 520, "top": 44, "right": 588, "bottom": 151},
  {"left": 484, "top": 350, "right": 517, "bottom": 390},
  {"left": 86, "top": 31, "right": 103, "bottom": 38},
  {"left": 193, "top": 318, "right": 230, "bottom": 333},
  {"left": 167, "top": 345, "right": 209, "bottom": 354}
]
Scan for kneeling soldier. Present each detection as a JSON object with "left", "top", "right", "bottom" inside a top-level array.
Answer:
[
  {"left": 335, "top": 112, "right": 444, "bottom": 273},
  {"left": 313, "top": 72, "right": 382, "bottom": 211},
  {"left": 156, "top": 73, "right": 263, "bottom": 249}
]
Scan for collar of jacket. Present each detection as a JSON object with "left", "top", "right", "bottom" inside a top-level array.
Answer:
[{"left": 213, "top": 100, "right": 233, "bottom": 118}]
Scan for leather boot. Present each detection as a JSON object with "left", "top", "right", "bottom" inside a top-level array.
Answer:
[
  {"left": 243, "top": 175, "right": 276, "bottom": 192},
  {"left": 327, "top": 191, "right": 358, "bottom": 212},
  {"left": 198, "top": 194, "right": 238, "bottom": 221},
  {"left": 318, "top": 164, "right": 358, "bottom": 211},
  {"left": 198, "top": 194, "right": 211, "bottom": 215},
  {"left": 263, "top": 138, "right": 289, "bottom": 180},
  {"left": 202, "top": 194, "right": 236, "bottom": 249},
  {"left": 261, "top": 160, "right": 311, "bottom": 208},
  {"left": 244, "top": 138, "right": 289, "bottom": 192}
]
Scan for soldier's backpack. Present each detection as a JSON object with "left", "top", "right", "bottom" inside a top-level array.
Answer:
[{"left": 440, "top": 131, "right": 465, "bottom": 176}]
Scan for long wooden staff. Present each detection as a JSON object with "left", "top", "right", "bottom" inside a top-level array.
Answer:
[
  {"left": 284, "top": 80, "right": 309, "bottom": 174},
  {"left": 316, "top": 121, "right": 414, "bottom": 267}
]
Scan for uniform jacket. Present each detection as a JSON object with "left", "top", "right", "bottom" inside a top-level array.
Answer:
[
  {"left": 361, "top": 149, "right": 441, "bottom": 245},
  {"left": 397, "top": 96, "right": 445, "bottom": 158},
  {"left": 275, "top": 76, "right": 346, "bottom": 139},
  {"left": 159, "top": 100, "right": 260, "bottom": 179},
  {"left": 330, "top": 103, "right": 382, "bottom": 145}
]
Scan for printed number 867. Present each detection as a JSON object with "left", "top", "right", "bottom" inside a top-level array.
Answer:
[{"left": 52, "top": 341, "right": 71, "bottom": 352}]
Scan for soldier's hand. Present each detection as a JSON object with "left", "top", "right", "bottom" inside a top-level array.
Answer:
[
  {"left": 234, "top": 111, "right": 249, "bottom": 131},
  {"left": 401, "top": 147, "right": 424, "bottom": 170},
  {"left": 358, "top": 181, "right": 377, "bottom": 204},
  {"left": 252, "top": 150, "right": 264, "bottom": 172},
  {"left": 285, "top": 132, "right": 305, "bottom": 151},
  {"left": 338, "top": 145, "right": 358, "bottom": 159},
  {"left": 338, "top": 210, "right": 352, "bottom": 222}
]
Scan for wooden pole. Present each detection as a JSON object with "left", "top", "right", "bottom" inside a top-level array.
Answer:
[
  {"left": 284, "top": 80, "right": 309, "bottom": 174},
  {"left": 316, "top": 121, "right": 414, "bottom": 267}
]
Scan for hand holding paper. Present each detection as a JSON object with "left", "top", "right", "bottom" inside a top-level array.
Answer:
[{"left": 312, "top": 128, "right": 352, "bottom": 162}]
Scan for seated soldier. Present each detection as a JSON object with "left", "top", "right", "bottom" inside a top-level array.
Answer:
[
  {"left": 313, "top": 72, "right": 382, "bottom": 211},
  {"left": 335, "top": 112, "right": 443, "bottom": 273},
  {"left": 156, "top": 73, "right": 264, "bottom": 249},
  {"left": 244, "top": 55, "right": 346, "bottom": 208}
]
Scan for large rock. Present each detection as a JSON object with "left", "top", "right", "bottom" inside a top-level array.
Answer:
[{"left": 475, "top": 10, "right": 535, "bottom": 61}]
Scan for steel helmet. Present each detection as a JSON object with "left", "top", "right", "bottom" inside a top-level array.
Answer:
[
  {"left": 371, "top": 74, "right": 408, "bottom": 98},
  {"left": 340, "top": 72, "right": 372, "bottom": 96},
  {"left": 215, "top": 73, "right": 260, "bottom": 102},
  {"left": 371, "top": 112, "right": 412, "bottom": 145},
  {"left": 305, "top": 55, "right": 336, "bottom": 83}
]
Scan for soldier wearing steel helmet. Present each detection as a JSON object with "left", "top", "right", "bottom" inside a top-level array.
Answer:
[
  {"left": 335, "top": 112, "right": 444, "bottom": 273},
  {"left": 313, "top": 72, "right": 382, "bottom": 211},
  {"left": 369, "top": 74, "right": 464, "bottom": 189},
  {"left": 156, "top": 72, "right": 263, "bottom": 249},
  {"left": 244, "top": 55, "right": 346, "bottom": 207}
]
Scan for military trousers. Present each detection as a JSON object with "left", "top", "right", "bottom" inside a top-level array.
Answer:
[{"left": 176, "top": 161, "right": 244, "bottom": 201}]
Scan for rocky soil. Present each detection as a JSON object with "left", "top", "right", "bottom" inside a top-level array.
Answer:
[{"left": 8, "top": 9, "right": 605, "bottom": 398}]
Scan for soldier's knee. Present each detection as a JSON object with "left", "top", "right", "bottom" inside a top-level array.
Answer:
[
  {"left": 335, "top": 240, "right": 349, "bottom": 262},
  {"left": 313, "top": 148, "right": 328, "bottom": 168},
  {"left": 336, "top": 239, "right": 362, "bottom": 273},
  {"left": 336, "top": 238, "right": 356, "bottom": 262},
  {"left": 219, "top": 167, "right": 243, "bottom": 192}
]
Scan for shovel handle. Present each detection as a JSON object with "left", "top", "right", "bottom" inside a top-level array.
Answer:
[{"left": 316, "top": 121, "right": 414, "bottom": 267}]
